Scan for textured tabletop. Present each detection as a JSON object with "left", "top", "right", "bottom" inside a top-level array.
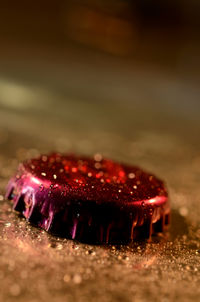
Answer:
[{"left": 0, "top": 47, "right": 200, "bottom": 302}]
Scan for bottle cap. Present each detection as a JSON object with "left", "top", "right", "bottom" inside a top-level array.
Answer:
[{"left": 6, "top": 153, "right": 170, "bottom": 244}]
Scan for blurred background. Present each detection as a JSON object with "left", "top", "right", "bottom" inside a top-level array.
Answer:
[
  {"left": 0, "top": 2, "right": 200, "bottom": 302},
  {"left": 0, "top": 0, "right": 199, "bottom": 149}
]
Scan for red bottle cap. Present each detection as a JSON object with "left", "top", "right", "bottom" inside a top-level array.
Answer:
[{"left": 6, "top": 153, "right": 170, "bottom": 244}]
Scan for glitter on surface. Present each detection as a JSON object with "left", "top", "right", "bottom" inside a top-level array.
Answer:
[
  {"left": 0, "top": 130, "right": 200, "bottom": 302},
  {"left": 5, "top": 153, "right": 169, "bottom": 243},
  {"left": 0, "top": 70, "right": 200, "bottom": 302}
]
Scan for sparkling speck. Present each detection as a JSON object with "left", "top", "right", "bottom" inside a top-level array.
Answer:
[
  {"left": 179, "top": 207, "right": 188, "bottom": 217},
  {"left": 57, "top": 244, "right": 63, "bottom": 250},
  {"left": 73, "top": 274, "right": 82, "bottom": 284}
]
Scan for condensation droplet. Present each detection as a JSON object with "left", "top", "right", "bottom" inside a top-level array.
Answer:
[
  {"left": 42, "top": 155, "right": 48, "bottom": 162},
  {"left": 94, "top": 153, "right": 102, "bottom": 162}
]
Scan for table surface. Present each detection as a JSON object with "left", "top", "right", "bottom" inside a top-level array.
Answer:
[{"left": 0, "top": 45, "right": 200, "bottom": 302}]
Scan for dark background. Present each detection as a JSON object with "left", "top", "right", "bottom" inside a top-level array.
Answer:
[
  {"left": 0, "top": 0, "right": 199, "bottom": 143},
  {"left": 0, "top": 2, "right": 200, "bottom": 302}
]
